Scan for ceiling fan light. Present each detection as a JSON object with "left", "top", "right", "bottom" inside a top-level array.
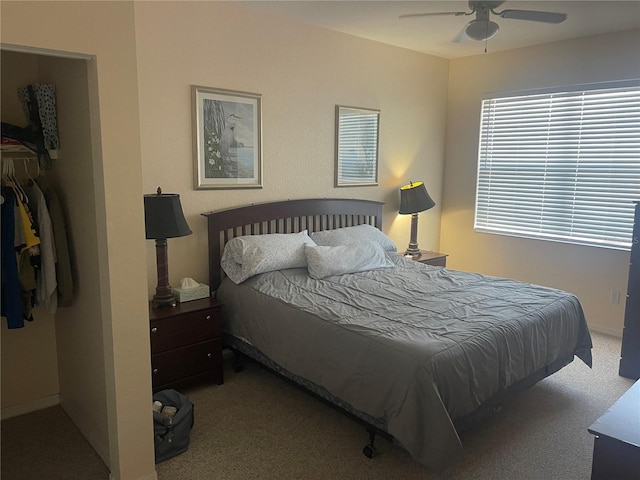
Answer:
[{"left": 466, "top": 19, "right": 499, "bottom": 41}]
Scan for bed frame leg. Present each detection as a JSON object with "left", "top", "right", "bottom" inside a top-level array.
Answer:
[
  {"left": 362, "top": 428, "right": 377, "bottom": 459},
  {"left": 232, "top": 350, "right": 246, "bottom": 372}
]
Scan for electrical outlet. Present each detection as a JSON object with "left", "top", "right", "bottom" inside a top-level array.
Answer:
[{"left": 610, "top": 291, "right": 621, "bottom": 304}]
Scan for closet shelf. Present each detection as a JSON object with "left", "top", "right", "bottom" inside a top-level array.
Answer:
[{"left": 1, "top": 143, "right": 37, "bottom": 156}]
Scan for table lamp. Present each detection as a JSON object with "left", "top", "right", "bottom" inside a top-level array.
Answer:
[
  {"left": 144, "top": 187, "right": 192, "bottom": 308},
  {"left": 399, "top": 181, "right": 435, "bottom": 257}
]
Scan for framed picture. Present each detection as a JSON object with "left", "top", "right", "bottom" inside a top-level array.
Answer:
[
  {"left": 335, "top": 105, "right": 380, "bottom": 187},
  {"left": 192, "top": 86, "right": 262, "bottom": 189}
]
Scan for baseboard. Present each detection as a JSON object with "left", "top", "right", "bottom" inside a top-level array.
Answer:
[
  {"left": 1, "top": 394, "right": 61, "bottom": 420},
  {"left": 589, "top": 324, "right": 623, "bottom": 338}
]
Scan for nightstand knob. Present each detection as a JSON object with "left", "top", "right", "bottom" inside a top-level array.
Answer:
[
  {"left": 207, "top": 353, "right": 212, "bottom": 358},
  {"left": 153, "top": 368, "right": 159, "bottom": 375},
  {"left": 151, "top": 327, "right": 158, "bottom": 333},
  {"left": 205, "top": 315, "right": 211, "bottom": 320}
]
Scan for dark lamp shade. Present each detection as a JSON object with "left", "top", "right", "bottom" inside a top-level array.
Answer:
[
  {"left": 144, "top": 192, "right": 192, "bottom": 240},
  {"left": 399, "top": 181, "right": 435, "bottom": 215}
]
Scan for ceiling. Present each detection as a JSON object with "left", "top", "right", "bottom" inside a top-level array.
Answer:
[{"left": 239, "top": 1, "right": 640, "bottom": 59}]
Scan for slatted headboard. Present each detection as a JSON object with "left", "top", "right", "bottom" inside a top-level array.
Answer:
[{"left": 202, "top": 198, "right": 384, "bottom": 292}]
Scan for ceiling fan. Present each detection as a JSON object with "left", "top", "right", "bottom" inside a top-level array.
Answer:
[{"left": 400, "top": 1, "right": 567, "bottom": 42}]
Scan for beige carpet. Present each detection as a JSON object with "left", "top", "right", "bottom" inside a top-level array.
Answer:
[{"left": 1, "top": 332, "right": 634, "bottom": 479}]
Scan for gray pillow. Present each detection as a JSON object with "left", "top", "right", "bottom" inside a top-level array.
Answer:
[
  {"left": 310, "top": 224, "right": 397, "bottom": 252},
  {"left": 304, "top": 242, "right": 395, "bottom": 280},
  {"left": 221, "top": 230, "right": 316, "bottom": 284}
]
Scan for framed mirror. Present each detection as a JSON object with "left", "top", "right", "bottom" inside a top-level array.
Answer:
[{"left": 335, "top": 106, "right": 380, "bottom": 187}]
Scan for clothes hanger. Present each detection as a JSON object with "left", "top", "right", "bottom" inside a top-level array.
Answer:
[
  {"left": 5, "top": 158, "right": 29, "bottom": 204},
  {"left": 22, "top": 157, "right": 37, "bottom": 186}
]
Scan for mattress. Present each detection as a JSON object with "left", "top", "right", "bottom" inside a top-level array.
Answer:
[{"left": 217, "top": 254, "right": 592, "bottom": 470}]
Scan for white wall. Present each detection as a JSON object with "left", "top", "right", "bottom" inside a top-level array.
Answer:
[
  {"left": 441, "top": 29, "right": 640, "bottom": 336},
  {"left": 1, "top": 2, "right": 156, "bottom": 479},
  {"left": 134, "top": 1, "right": 450, "bottom": 293}
]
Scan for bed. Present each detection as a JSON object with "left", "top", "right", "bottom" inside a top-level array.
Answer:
[{"left": 203, "top": 198, "right": 593, "bottom": 472}]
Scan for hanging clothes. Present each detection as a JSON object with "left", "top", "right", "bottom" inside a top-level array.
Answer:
[
  {"left": 18, "top": 248, "right": 36, "bottom": 322},
  {"left": 14, "top": 185, "right": 40, "bottom": 252},
  {"left": 28, "top": 181, "right": 57, "bottom": 313},
  {"left": 18, "top": 84, "right": 59, "bottom": 152},
  {"left": 7, "top": 177, "right": 41, "bottom": 267},
  {"left": 4, "top": 175, "right": 39, "bottom": 322},
  {"left": 1, "top": 154, "right": 74, "bottom": 324},
  {"left": 13, "top": 195, "right": 27, "bottom": 250},
  {"left": 39, "top": 178, "right": 73, "bottom": 306},
  {"left": 1, "top": 187, "right": 25, "bottom": 328}
]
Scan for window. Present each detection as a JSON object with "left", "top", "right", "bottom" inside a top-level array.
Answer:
[{"left": 474, "top": 81, "right": 640, "bottom": 250}]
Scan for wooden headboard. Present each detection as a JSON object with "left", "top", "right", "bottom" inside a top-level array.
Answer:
[{"left": 202, "top": 198, "right": 384, "bottom": 292}]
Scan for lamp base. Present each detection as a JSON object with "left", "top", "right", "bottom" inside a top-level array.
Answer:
[
  {"left": 151, "top": 292, "right": 177, "bottom": 309},
  {"left": 404, "top": 213, "right": 422, "bottom": 258},
  {"left": 152, "top": 238, "right": 176, "bottom": 308}
]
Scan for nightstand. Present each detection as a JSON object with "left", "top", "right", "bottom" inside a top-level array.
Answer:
[
  {"left": 408, "top": 250, "right": 448, "bottom": 267},
  {"left": 149, "top": 297, "right": 223, "bottom": 392}
]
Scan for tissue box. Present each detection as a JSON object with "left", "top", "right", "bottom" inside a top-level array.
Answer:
[{"left": 171, "top": 283, "right": 210, "bottom": 303}]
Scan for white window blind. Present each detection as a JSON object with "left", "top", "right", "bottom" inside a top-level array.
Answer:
[{"left": 475, "top": 82, "right": 640, "bottom": 250}]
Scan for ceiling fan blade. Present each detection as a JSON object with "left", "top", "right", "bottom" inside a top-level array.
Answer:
[
  {"left": 496, "top": 9, "right": 567, "bottom": 23},
  {"left": 399, "top": 11, "right": 469, "bottom": 19}
]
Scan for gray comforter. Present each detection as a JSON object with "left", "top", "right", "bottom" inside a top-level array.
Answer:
[{"left": 218, "top": 255, "right": 592, "bottom": 471}]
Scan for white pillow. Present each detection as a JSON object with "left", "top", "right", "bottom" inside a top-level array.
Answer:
[
  {"left": 310, "top": 224, "right": 397, "bottom": 252},
  {"left": 221, "top": 230, "right": 316, "bottom": 284},
  {"left": 304, "top": 242, "right": 395, "bottom": 280}
]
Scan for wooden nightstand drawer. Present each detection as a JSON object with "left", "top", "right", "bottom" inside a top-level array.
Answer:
[
  {"left": 150, "top": 308, "right": 222, "bottom": 354},
  {"left": 149, "top": 297, "right": 224, "bottom": 390},
  {"left": 151, "top": 339, "right": 222, "bottom": 387}
]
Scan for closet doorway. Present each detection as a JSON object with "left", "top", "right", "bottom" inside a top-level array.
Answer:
[{"left": 1, "top": 46, "right": 111, "bottom": 470}]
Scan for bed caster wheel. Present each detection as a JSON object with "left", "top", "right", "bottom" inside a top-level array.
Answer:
[{"left": 363, "top": 444, "right": 376, "bottom": 459}]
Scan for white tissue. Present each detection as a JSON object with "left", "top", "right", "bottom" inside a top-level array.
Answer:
[
  {"left": 173, "top": 278, "right": 209, "bottom": 302},
  {"left": 180, "top": 277, "right": 200, "bottom": 290}
]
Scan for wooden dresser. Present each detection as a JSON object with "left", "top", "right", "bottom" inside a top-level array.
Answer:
[
  {"left": 588, "top": 380, "right": 640, "bottom": 479},
  {"left": 149, "top": 297, "right": 224, "bottom": 392},
  {"left": 620, "top": 201, "right": 640, "bottom": 380}
]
